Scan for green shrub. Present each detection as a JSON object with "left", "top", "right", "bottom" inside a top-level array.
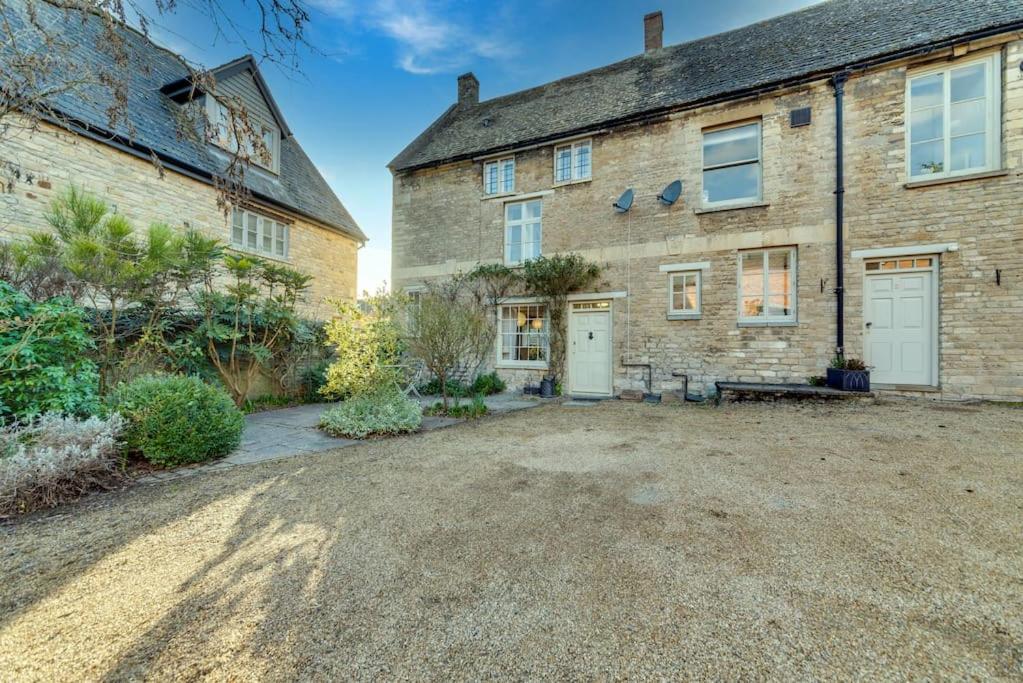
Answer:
[
  {"left": 470, "top": 371, "right": 506, "bottom": 396},
  {"left": 321, "top": 295, "right": 404, "bottom": 400},
  {"left": 107, "top": 375, "right": 243, "bottom": 467},
  {"left": 418, "top": 377, "right": 466, "bottom": 397},
  {"left": 0, "top": 282, "right": 100, "bottom": 422},
  {"left": 426, "top": 393, "right": 488, "bottom": 419},
  {"left": 319, "top": 390, "right": 422, "bottom": 439}
]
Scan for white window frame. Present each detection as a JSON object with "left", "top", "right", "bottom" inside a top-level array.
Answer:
[
  {"left": 701, "top": 120, "right": 762, "bottom": 208},
  {"left": 483, "top": 157, "right": 515, "bottom": 195},
  {"left": 666, "top": 270, "right": 702, "bottom": 319},
  {"left": 737, "top": 247, "right": 797, "bottom": 325},
  {"left": 496, "top": 302, "right": 550, "bottom": 369},
  {"left": 553, "top": 139, "right": 592, "bottom": 184},
  {"left": 231, "top": 207, "right": 290, "bottom": 260},
  {"left": 905, "top": 52, "right": 1001, "bottom": 181},
  {"left": 504, "top": 198, "right": 542, "bottom": 266}
]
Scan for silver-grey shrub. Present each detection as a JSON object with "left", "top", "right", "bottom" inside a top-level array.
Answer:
[
  {"left": 0, "top": 413, "right": 125, "bottom": 517},
  {"left": 319, "top": 390, "right": 422, "bottom": 439}
]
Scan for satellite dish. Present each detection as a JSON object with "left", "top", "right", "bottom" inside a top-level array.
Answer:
[
  {"left": 658, "top": 180, "right": 683, "bottom": 206},
  {"left": 613, "top": 188, "right": 634, "bottom": 213}
]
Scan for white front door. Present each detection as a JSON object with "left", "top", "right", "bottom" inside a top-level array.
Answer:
[
  {"left": 864, "top": 258, "right": 936, "bottom": 386},
  {"left": 569, "top": 303, "right": 612, "bottom": 396}
]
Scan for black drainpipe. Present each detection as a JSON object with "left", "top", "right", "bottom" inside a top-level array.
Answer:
[{"left": 831, "top": 71, "right": 850, "bottom": 359}]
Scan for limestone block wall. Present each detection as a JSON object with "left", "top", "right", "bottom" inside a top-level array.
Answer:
[
  {"left": 0, "top": 121, "right": 358, "bottom": 319},
  {"left": 392, "top": 38, "right": 1022, "bottom": 400}
]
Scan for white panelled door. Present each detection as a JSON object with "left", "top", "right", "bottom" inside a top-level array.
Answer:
[
  {"left": 569, "top": 303, "right": 612, "bottom": 397},
  {"left": 864, "top": 258, "right": 936, "bottom": 386}
]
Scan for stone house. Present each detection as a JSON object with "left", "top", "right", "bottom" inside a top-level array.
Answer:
[
  {"left": 390, "top": 0, "right": 1023, "bottom": 401},
  {"left": 0, "top": 4, "right": 364, "bottom": 317}
]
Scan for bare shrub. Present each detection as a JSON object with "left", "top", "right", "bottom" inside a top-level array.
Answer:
[{"left": 0, "top": 413, "right": 125, "bottom": 517}]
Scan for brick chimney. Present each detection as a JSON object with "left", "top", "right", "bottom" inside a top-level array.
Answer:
[
  {"left": 457, "top": 72, "right": 479, "bottom": 108},
  {"left": 644, "top": 11, "right": 663, "bottom": 52}
]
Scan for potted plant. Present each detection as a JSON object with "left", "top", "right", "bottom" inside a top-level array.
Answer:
[{"left": 826, "top": 356, "right": 871, "bottom": 392}]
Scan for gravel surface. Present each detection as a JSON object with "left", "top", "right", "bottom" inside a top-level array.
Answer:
[{"left": 1, "top": 400, "right": 1021, "bottom": 680}]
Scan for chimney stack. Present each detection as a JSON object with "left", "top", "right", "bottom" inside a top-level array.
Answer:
[
  {"left": 644, "top": 11, "right": 663, "bottom": 52},
  {"left": 457, "top": 72, "right": 479, "bottom": 108}
]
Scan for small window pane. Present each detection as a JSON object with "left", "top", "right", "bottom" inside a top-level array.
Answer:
[
  {"left": 910, "top": 107, "right": 943, "bottom": 143},
  {"left": 950, "top": 133, "right": 986, "bottom": 172},
  {"left": 950, "top": 63, "right": 986, "bottom": 102},
  {"left": 704, "top": 163, "right": 760, "bottom": 204},
  {"left": 555, "top": 147, "right": 572, "bottom": 182},
  {"left": 575, "top": 142, "right": 591, "bottom": 178},
  {"left": 262, "top": 219, "right": 273, "bottom": 253},
  {"left": 671, "top": 273, "right": 698, "bottom": 312},
  {"left": 865, "top": 262, "right": 880, "bottom": 271},
  {"left": 910, "top": 73, "right": 944, "bottom": 109},
  {"left": 246, "top": 214, "right": 258, "bottom": 248},
  {"left": 501, "top": 159, "right": 515, "bottom": 192},
  {"left": 703, "top": 123, "right": 759, "bottom": 166},
  {"left": 915, "top": 258, "right": 932, "bottom": 268},
  {"left": 524, "top": 200, "right": 542, "bottom": 219},
  {"left": 951, "top": 99, "right": 986, "bottom": 137},
  {"left": 910, "top": 140, "right": 944, "bottom": 176},
  {"left": 276, "top": 224, "right": 286, "bottom": 257},
  {"left": 484, "top": 163, "right": 498, "bottom": 194},
  {"left": 506, "top": 203, "right": 522, "bottom": 221}
]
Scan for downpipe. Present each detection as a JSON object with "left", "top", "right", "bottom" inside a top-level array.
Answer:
[{"left": 831, "top": 71, "right": 850, "bottom": 360}]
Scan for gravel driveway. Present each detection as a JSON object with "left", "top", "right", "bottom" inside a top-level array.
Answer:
[{"left": 2, "top": 400, "right": 1021, "bottom": 680}]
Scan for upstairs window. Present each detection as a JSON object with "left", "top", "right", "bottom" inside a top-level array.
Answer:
[
  {"left": 554, "top": 139, "right": 592, "bottom": 183},
  {"left": 504, "top": 199, "right": 542, "bottom": 266},
  {"left": 231, "top": 207, "right": 289, "bottom": 259},
  {"left": 907, "top": 53, "right": 1001, "bottom": 180},
  {"left": 206, "top": 97, "right": 280, "bottom": 173},
  {"left": 738, "top": 247, "right": 796, "bottom": 324},
  {"left": 702, "top": 121, "right": 761, "bottom": 207},
  {"left": 484, "top": 157, "right": 515, "bottom": 195}
]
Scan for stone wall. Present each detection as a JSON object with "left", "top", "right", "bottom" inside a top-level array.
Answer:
[
  {"left": 393, "top": 39, "right": 1022, "bottom": 400},
  {"left": 0, "top": 120, "right": 359, "bottom": 318}
]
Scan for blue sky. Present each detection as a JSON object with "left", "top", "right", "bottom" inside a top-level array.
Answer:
[{"left": 145, "top": 0, "right": 819, "bottom": 293}]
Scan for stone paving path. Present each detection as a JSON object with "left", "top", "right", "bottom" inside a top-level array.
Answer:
[{"left": 139, "top": 394, "right": 543, "bottom": 483}]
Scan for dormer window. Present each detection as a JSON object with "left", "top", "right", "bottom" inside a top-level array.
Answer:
[{"left": 206, "top": 96, "right": 280, "bottom": 174}]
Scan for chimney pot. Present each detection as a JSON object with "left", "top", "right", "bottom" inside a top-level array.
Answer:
[
  {"left": 644, "top": 11, "right": 663, "bottom": 52},
  {"left": 457, "top": 72, "right": 479, "bottom": 108}
]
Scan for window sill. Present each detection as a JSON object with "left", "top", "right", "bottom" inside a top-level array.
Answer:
[
  {"left": 737, "top": 320, "right": 798, "bottom": 328},
  {"left": 482, "top": 191, "right": 518, "bottom": 200},
  {"left": 695, "top": 201, "right": 769, "bottom": 215},
  {"left": 228, "top": 245, "right": 289, "bottom": 264},
  {"left": 495, "top": 362, "right": 548, "bottom": 371},
  {"left": 553, "top": 178, "right": 592, "bottom": 188},
  {"left": 904, "top": 168, "right": 1008, "bottom": 189},
  {"left": 667, "top": 313, "right": 701, "bottom": 321},
  {"left": 483, "top": 189, "right": 554, "bottom": 202}
]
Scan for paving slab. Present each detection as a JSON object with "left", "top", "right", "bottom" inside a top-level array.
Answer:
[{"left": 138, "top": 393, "right": 543, "bottom": 484}]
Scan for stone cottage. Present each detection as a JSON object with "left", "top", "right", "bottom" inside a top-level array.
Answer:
[
  {"left": 390, "top": 0, "right": 1023, "bottom": 401},
  {"left": 0, "top": 2, "right": 364, "bottom": 317}
]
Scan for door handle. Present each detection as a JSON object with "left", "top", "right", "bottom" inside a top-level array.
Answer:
[
  {"left": 588, "top": 332, "right": 594, "bottom": 340},
  {"left": 865, "top": 322, "right": 872, "bottom": 329}
]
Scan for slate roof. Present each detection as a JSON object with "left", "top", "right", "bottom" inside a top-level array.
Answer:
[
  {"left": 5, "top": 2, "right": 365, "bottom": 242},
  {"left": 390, "top": 0, "right": 1023, "bottom": 172}
]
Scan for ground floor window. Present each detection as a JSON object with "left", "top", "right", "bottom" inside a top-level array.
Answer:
[
  {"left": 739, "top": 247, "right": 796, "bottom": 323},
  {"left": 498, "top": 303, "right": 549, "bottom": 365},
  {"left": 231, "top": 207, "right": 289, "bottom": 259}
]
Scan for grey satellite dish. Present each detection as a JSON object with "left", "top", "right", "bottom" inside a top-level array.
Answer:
[
  {"left": 658, "top": 180, "right": 683, "bottom": 206},
  {"left": 613, "top": 188, "right": 634, "bottom": 213}
]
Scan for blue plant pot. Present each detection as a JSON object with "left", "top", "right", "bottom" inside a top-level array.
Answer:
[{"left": 826, "top": 368, "right": 870, "bottom": 392}]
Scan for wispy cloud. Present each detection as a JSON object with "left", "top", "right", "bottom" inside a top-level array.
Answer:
[{"left": 309, "top": 0, "right": 515, "bottom": 75}]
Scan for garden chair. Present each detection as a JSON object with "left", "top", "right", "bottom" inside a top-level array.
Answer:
[{"left": 383, "top": 359, "right": 425, "bottom": 399}]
